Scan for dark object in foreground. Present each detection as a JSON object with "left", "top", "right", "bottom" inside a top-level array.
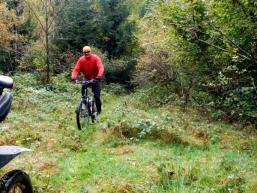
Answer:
[
  {"left": 0, "top": 169, "right": 33, "bottom": 193},
  {"left": 0, "top": 76, "right": 33, "bottom": 193}
]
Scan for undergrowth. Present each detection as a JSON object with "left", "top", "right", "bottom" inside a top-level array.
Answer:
[{"left": 0, "top": 73, "right": 256, "bottom": 193}]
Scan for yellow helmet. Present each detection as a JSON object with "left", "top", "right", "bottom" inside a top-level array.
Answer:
[{"left": 83, "top": 46, "right": 91, "bottom": 53}]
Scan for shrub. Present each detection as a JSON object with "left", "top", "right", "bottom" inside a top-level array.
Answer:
[
  {"left": 18, "top": 41, "right": 50, "bottom": 83},
  {"left": 19, "top": 41, "right": 45, "bottom": 72},
  {"left": 135, "top": 48, "right": 176, "bottom": 86},
  {"left": 103, "top": 83, "right": 129, "bottom": 95},
  {"left": 136, "top": 0, "right": 257, "bottom": 125},
  {"left": 104, "top": 57, "right": 137, "bottom": 87},
  {"left": 53, "top": 51, "right": 80, "bottom": 75},
  {"left": 134, "top": 85, "right": 181, "bottom": 108}
]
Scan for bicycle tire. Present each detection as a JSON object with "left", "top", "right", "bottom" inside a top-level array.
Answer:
[
  {"left": 0, "top": 169, "right": 33, "bottom": 193},
  {"left": 91, "top": 98, "right": 95, "bottom": 123},
  {"left": 76, "top": 100, "right": 90, "bottom": 130}
]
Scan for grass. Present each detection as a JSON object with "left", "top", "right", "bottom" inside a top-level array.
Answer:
[{"left": 0, "top": 73, "right": 257, "bottom": 193}]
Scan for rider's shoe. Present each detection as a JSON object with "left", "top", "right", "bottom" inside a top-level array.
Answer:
[{"left": 95, "top": 113, "right": 101, "bottom": 122}]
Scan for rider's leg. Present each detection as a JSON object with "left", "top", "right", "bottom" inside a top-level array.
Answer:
[
  {"left": 81, "top": 85, "right": 86, "bottom": 96},
  {"left": 92, "top": 81, "right": 101, "bottom": 114}
]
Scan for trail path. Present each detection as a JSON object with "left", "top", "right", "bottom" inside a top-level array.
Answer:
[{"left": 0, "top": 80, "right": 256, "bottom": 192}]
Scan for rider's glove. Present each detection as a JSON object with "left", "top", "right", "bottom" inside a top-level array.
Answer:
[
  {"left": 70, "top": 76, "right": 76, "bottom": 82},
  {"left": 95, "top": 76, "right": 101, "bottom": 81}
]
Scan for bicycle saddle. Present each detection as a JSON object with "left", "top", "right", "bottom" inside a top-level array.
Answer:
[
  {"left": 0, "top": 76, "right": 13, "bottom": 89},
  {"left": 0, "top": 146, "right": 31, "bottom": 168}
]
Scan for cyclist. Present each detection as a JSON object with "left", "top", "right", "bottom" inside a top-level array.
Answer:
[{"left": 71, "top": 46, "right": 104, "bottom": 120}]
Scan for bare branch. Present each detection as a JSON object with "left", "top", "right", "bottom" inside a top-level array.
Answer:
[
  {"left": 211, "top": 26, "right": 253, "bottom": 59},
  {"left": 48, "top": 0, "right": 68, "bottom": 29},
  {"left": 22, "top": 0, "right": 45, "bottom": 32},
  {"left": 0, "top": 45, "right": 22, "bottom": 54},
  {"left": 198, "top": 39, "right": 252, "bottom": 61},
  {"left": 198, "top": 39, "right": 228, "bottom": 52}
]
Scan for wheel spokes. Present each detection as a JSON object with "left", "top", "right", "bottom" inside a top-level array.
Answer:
[
  {"left": 79, "top": 107, "right": 89, "bottom": 129},
  {"left": 9, "top": 183, "right": 24, "bottom": 193}
]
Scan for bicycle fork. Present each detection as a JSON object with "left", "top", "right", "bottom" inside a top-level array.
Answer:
[{"left": 82, "top": 98, "right": 95, "bottom": 122}]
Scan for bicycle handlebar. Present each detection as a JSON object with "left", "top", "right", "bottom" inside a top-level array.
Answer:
[{"left": 74, "top": 79, "right": 97, "bottom": 85}]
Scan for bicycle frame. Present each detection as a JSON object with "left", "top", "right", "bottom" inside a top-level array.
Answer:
[
  {"left": 75, "top": 79, "right": 96, "bottom": 128},
  {"left": 81, "top": 81, "right": 95, "bottom": 118}
]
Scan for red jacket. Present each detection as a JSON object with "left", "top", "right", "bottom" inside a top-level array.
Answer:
[{"left": 72, "top": 54, "right": 104, "bottom": 80}]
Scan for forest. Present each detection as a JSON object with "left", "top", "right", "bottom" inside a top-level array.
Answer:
[{"left": 0, "top": 0, "right": 256, "bottom": 192}]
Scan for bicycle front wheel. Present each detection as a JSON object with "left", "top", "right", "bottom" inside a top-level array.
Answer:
[
  {"left": 91, "top": 98, "right": 96, "bottom": 123},
  {"left": 76, "top": 101, "right": 90, "bottom": 130},
  {"left": 0, "top": 169, "right": 33, "bottom": 193}
]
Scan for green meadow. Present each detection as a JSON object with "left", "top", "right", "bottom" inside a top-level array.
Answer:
[{"left": 0, "top": 74, "right": 256, "bottom": 193}]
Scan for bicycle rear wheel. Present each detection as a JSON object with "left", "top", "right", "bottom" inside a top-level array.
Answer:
[
  {"left": 0, "top": 169, "right": 33, "bottom": 193},
  {"left": 76, "top": 100, "right": 90, "bottom": 130}
]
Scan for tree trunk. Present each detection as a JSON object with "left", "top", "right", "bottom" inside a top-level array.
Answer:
[{"left": 45, "top": 0, "right": 50, "bottom": 83}]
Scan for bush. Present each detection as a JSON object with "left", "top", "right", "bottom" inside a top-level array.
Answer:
[
  {"left": 104, "top": 57, "right": 137, "bottom": 87},
  {"left": 135, "top": 48, "right": 176, "bottom": 86},
  {"left": 136, "top": 0, "right": 257, "bottom": 125},
  {"left": 135, "top": 85, "right": 181, "bottom": 108},
  {"left": 103, "top": 83, "right": 129, "bottom": 95},
  {"left": 18, "top": 41, "right": 50, "bottom": 83},
  {"left": 214, "top": 87, "right": 257, "bottom": 123},
  {"left": 105, "top": 118, "right": 190, "bottom": 146},
  {"left": 18, "top": 41, "right": 45, "bottom": 72},
  {"left": 53, "top": 51, "right": 80, "bottom": 75}
]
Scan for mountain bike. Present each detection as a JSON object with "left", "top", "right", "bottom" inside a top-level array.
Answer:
[
  {"left": 75, "top": 79, "right": 97, "bottom": 130},
  {"left": 0, "top": 75, "right": 33, "bottom": 193}
]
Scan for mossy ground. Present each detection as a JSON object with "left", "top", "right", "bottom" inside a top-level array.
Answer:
[{"left": 0, "top": 74, "right": 256, "bottom": 193}]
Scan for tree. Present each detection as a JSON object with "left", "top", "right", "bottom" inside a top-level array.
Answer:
[
  {"left": 0, "top": 2, "right": 18, "bottom": 48},
  {"left": 135, "top": 0, "right": 257, "bottom": 123},
  {"left": 98, "top": 0, "right": 138, "bottom": 58},
  {"left": 158, "top": 0, "right": 257, "bottom": 123},
  {"left": 53, "top": 0, "right": 100, "bottom": 52},
  {"left": 0, "top": 0, "right": 35, "bottom": 72},
  {"left": 20, "top": 0, "right": 67, "bottom": 83},
  {"left": 54, "top": 0, "right": 138, "bottom": 59}
]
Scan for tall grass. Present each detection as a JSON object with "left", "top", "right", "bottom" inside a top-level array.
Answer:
[{"left": 0, "top": 73, "right": 256, "bottom": 192}]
